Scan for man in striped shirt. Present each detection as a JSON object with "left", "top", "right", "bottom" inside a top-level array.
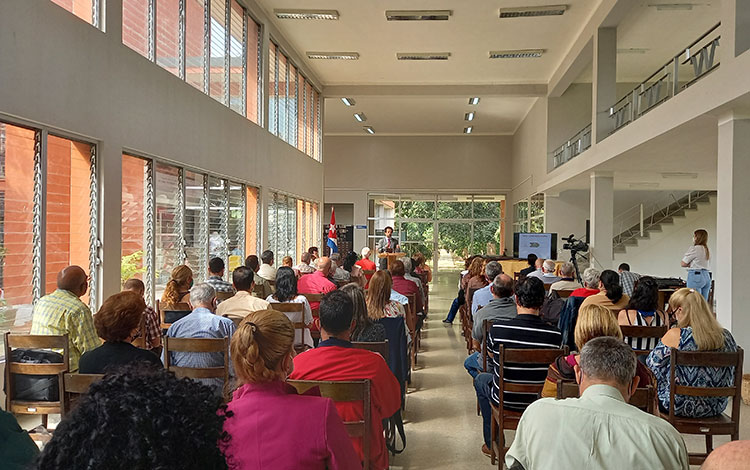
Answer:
[{"left": 473, "top": 277, "right": 562, "bottom": 457}]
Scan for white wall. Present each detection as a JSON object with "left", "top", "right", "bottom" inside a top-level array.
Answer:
[
  {"left": 545, "top": 190, "right": 590, "bottom": 258},
  {"left": 547, "top": 83, "right": 593, "bottom": 154}
]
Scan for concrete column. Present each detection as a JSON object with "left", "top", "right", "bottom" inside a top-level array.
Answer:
[
  {"left": 592, "top": 27, "right": 617, "bottom": 143},
  {"left": 590, "top": 173, "right": 614, "bottom": 269},
  {"left": 716, "top": 114, "right": 750, "bottom": 368},
  {"left": 722, "top": 0, "right": 750, "bottom": 61},
  {"left": 99, "top": 137, "right": 123, "bottom": 303}
]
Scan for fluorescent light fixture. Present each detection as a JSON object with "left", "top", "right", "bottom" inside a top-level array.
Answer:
[
  {"left": 385, "top": 10, "right": 452, "bottom": 21},
  {"left": 617, "top": 48, "right": 650, "bottom": 54},
  {"left": 499, "top": 5, "right": 568, "bottom": 18},
  {"left": 341, "top": 97, "right": 356, "bottom": 106},
  {"left": 468, "top": 97, "right": 480, "bottom": 105},
  {"left": 465, "top": 112, "right": 475, "bottom": 121},
  {"left": 396, "top": 52, "right": 451, "bottom": 61},
  {"left": 490, "top": 49, "right": 545, "bottom": 59},
  {"left": 185, "top": 185, "right": 203, "bottom": 190},
  {"left": 274, "top": 9, "right": 339, "bottom": 20},
  {"left": 661, "top": 172, "right": 699, "bottom": 179},
  {"left": 464, "top": 126, "right": 473, "bottom": 134},
  {"left": 363, "top": 126, "right": 375, "bottom": 135},
  {"left": 307, "top": 52, "right": 359, "bottom": 60},
  {"left": 648, "top": 3, "right": 695, "bottom": 11},
  {"left": 354, "top": 112, "right": 367, "bottom": 122},
  {"left": 628, "top": 182, "right": 660, "bottom": 189}
]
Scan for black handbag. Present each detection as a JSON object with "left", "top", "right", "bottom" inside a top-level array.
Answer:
[{"left": 5, "top": 348, "right": 64, "bottom": 401}]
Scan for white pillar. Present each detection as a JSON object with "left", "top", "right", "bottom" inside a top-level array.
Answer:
[
  {"left": 592, "top": 27, "right": 617, "bottom": 143},
  {"left": 716, "top": 114, "right": 750, "bottom": 369},
  {"left": 590, "top": 172, "right": 614, "bottom": 270}
]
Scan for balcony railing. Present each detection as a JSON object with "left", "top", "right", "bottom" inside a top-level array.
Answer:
[
  {"left": 609, "top": 23, "right": 721, "bottom": 133},
  {"left": 551, "top": 123, "right": 592, "bottom": 169}
]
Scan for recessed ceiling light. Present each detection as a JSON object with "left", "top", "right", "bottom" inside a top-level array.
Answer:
[
  {"left": 396, "top": 52, "right": 451, "bottom": 61},
  {"left": 364, "top": 126, "right": 375, "bottom": 135},
  {"left": 617, "top": 48, "right": 650, "bottom": 54},
  {"left": 341, "top": 98, "right": 356, "bottom": 106},
  {"left": 385, "top": 10, "right": 452, "bottom": 21},
  {"left": 354, "top": 112, "right": 367, "bottom": 122},
  {"left": 661, "top": 172, "right": 698, "bottom": 179},
  {"left": 274, "top": 9, "right": 340, "bottom": 20},
  {"left": 307, "top": 52, "right": 359, "bottom": 60},
  {"left": 648, "top": 3, "right": 695, "bottom": 11},
  {"left": 489, "top": 49, "right": 545, "bottom": 59},
  {"left": 468, "top": 97, "right": 480, "bottom": 105},
  {"left": 499, "top": 5, "right": 568, "bottom": 18},
  {"left": 465, "top": 112, "right": 475, "bottom": 121},
  {"left": 464, "top": 126, "right": 473, "bottom": 134}
]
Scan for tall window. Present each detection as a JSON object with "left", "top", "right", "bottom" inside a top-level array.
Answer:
[
  {"left": 50, "top": 0, "right": 98, "bottom": 27},
  {"left": 122, "top": 0, "right": 150, "bottom": 57},
  {"left": 268, "top": 192, "right": 319, "bottom": 266},
  {"left": 209, "top": 0, "right": 228, "bottom": 104},
  {"left": 154, "top": 163, "right": 182, "bottom": 296},
  {"left": 155, "top": 0, "right": 180, "bottom": 77},
  {"left": 121, "top": 155, "right": 148, "bottom": 286},
  {"left": 185, "top": 0, "right": 206, "bottom": 91},
  {"left": 228, "top": 1, "right": 244, "bottom": 114},
  {"left": 268, "top": 43, "right": 278, "bottom": 136},
  {"left": 513, "top": 193, "right": 544, "bottom": 234},
  {"left": 184, "top": 170, "right": 207, "bottom": 282},
  {"left": 246, "top": 19, "right": 261, "bottom": 125}
]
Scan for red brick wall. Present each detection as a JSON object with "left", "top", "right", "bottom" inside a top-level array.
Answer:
[
  {"left": 122, "top": 0, "right": 149, "bottom": 57},
  {"left": 50, "top": 0, "right": 94, "bottom": 24},
  {"left": 121, "top": 155, "right": 146, "bottom": 274}
]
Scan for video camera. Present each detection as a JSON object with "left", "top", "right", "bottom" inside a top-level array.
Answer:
[{"left": 562, "top": 234, "right": 589, "bottom": 253}]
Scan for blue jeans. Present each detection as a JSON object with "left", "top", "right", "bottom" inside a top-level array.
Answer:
[
  {"left": 444, "top": 297, "right": 461, "bottom": 323},
  {"left": 687, "top": 269, "right": 711, "bottom": 300},
  {"left": 464, "top": 351, "right": 482, "bottom": 379},
  {"left": 474, "top": 372, "right": 494, "bottom": 448}
]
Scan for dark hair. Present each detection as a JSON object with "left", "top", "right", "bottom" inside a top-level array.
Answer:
[
  {"left": 618, "top": 263, "right": 630, "bottom": 272},
  {"left": 94, "top": 291, "right": 146, "bottom": 342},
  {"left": 37, "top": 366, "right": 227, "bottom": 470},
  {"left": 515, "top": 277, "right": 546, "bottom": 309},
  {"left": 244, "top": 255, "right": 260, "bottom": 272},
  {"left": 232, "top": 266, "right": 255, "bottom": 291},
  {"left": 626, "top": 276, "right": 659, "bottom": 312},
  {"left": 209, "top": 257, "right": 225, "bottom": 274},
  {"left": 308, "top": 246, "right": 318, "bottom": 255},
  {"left": 260, "top": 250, "right": 274, "bottom": 265},
  {"left": 122, "top": 278, "right": 144, "bottom": 294},
  {"left": 319, "top": 290, "right": 354, "bottom": 335},
  {"left": 390, "top": 260, "right": 405, "bottom": 277},
  {"left": 384, "top": 226, "right": 393, "bottom": 233},
  {"left": 490, "top": 275, "right": 514, "bottom": 298},
  {"left": 527, "top": 253, "right": 538, "bottom": 266},
  {"left": 600, "top": 269, "right": 624, "bottom": 303},
  {"left": 273, "top": 267, "right": 298, "bottom": 302},
  {"left": 343, "top": 252, "right": 358, "bottom": 272},
  {"left": 341, "top": 283, "right": 374, "bottom": 340}
]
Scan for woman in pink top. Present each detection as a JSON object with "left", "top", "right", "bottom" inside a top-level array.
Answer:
[{"left": 221, "top": 309, "right": 360, "bottom": 469}]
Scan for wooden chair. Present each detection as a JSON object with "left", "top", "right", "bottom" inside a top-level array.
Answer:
[
  {"left": 131, "top": 310, "right": 148, "bottom": 349},
  {"left": 156, "top": 300, "right": 192, "bottom": 330},
  {"left": 404, "top": 293, "right": 419, "bottom": 368},
  {"left": 251, "top": 283, "right": 266, "bottom": 298},
  {"left": 619, "top": 324, "right": 668, "bottom": 356},
  {"left": 352, "top": 340, "right": 389, "bottom": 362},
  {"left": 301, "top": 293, "right": 324, "bottom": 341},
  {"left": 59, "top": 372, "right": 105, "bottom": 417},
  {"left": 288, "top": 379, "right": 371, "bottom": 470},
  {"left": 556, "top": 380, "right": 656, "bottom": 414},
  {"left": 163, "top": 336, "right": 230, "bottom": 385},
  {"left": 215, "top": 291, "right": 235, "bottom": 302},
  {"left": 490, "top": 345, "right": 568, "bottom": 466},
  {"left": 269, "top": 302, "right": 309, "bottom": 352},
  {"left": 4, "top": 332, "right": 69, "bottom": 429},
  {"left": 543, "top": 283, "right": 552, "bottom": 291},
  {"left": 660, "top": 347, "right": 743, "bottom": 465},
  {"left": 513, "top": 272, "right": 522, "bottom": 283},
  {"left": 556, "top": 289, "right": 574, "bottom": 299}
]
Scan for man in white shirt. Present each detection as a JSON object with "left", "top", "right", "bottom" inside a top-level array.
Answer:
[
  {"left": 527, "top": 259, "right": 561, "bottom": 284},
  {"left": 257, "top": 250, "right": 277, "bottom": 281},
  {"left": 549, "top": 262, "right": 581, "bottom": 293},
  {"left": 216, "top": 266, "right": 271, "bottom": 325},
  {"left": 506, "top": 336, "right": 689, "bottom": 470},
  {"left": 296, "top": 251, "right": 316, "bottom": 274},
  {"left": 471, "top": 261, "right": 504, "bottom": 317}
]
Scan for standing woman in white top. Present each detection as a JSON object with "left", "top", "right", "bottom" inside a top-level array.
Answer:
[{"left": 680, "top": 229, "right": 711, "bottom": 300}]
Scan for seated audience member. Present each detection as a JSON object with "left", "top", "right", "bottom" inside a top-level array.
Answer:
[
  {"left": 465, "top": 257, "right": 489, "bottom": 307},
  {"left": 308, "top": 246, "right": 320, "bottom": 263},
  {"left": 342, "top": 283, "right": 386, "bottom": 342},
  {"left": 647, "top": 288, "right": 738, "bottom": 417},
  {"left": 329, "top": 253, "right": 350, "bottom": 283},
  {"left": 527, "top": 259, "right": 561, "bottom": 285},
  {"left": 702, "top": 440, "right": 750, "bottom": 470},
  {"left": 257, "top": 250, "right": 277, "bottom": 281},
  {"left": 161, "top": 264, "right": 194, "bottom": 308},
  {"left": 474, "top": 277, "right": 562, "bottom": 456},
  {"left": 618, "top": 263, "right": 641, "bottom": 297},
  {"left": 205, "top": 257, "right": 235, "bottom": 300},
  {"left": 549, "top": 262, "right": 581, "bottom": 292},
  {"left": 165, "top": 283, "right": 236, "bottom": 394},
  {"left": 297, "top": 256, "right": 337, "bottom": 312},
  {"left": 581, "top": 269, "right": 630, "bottom": 312},
  {"left": 618, "top": 276, "right": 667, "bottom": 351},
  {"left": 122, "top": 278, "right": 161, "bottom": 351},
  {"left": 390, "top": 260, "right": 423, "bottom": 315},
  {"left": 412, "top": 251, "right": 432, "bottom": 283},
  {"left": 282, "top": 255, "right": 294, "bottom": 268},
  {"left": 570, "top": 267, "right": 601, "bottom": 298},
  {"left": 296, "top": 251, "right": 316, "bottom": 274},
  {"left": 506, "top": 337, "right": 689, "bottom": 470},
  {"left": 31, "top": 265, "right": 100, "bottom": 372},
  {"left": 266, "top": 266, "right": 314, "bottom": 348},
  {"left": 355, "top": 247, "right": 377, "bottom": 284},
  {"left": 443, "top": 256, "right": 479, "bottom": 324},
  {"left": 217, "top": 266, "right": 271, "bottom": 325},
  {"left": 0, "top": 409, "right": 39, "bottom": 470},
  {"left": 367, "top": 270, "right": 406, "bottom": 320},
  {"left": 343, "top": 251, "right": 366, "bottom": 287},
  {"left": 36, "top": 366, "right": 228, "bottom": 470},
  {"left": 290, "top": 291, "right": 401, "bottom": 470},
  {"left": 221, "top": 310, "right": 360, "bottom": 470},
  {"left": 471, "top": 261, "right": 504, "bottom": 317},
  {"left": 401, "top": 257, "right": 425, "bottom": 303},
  {"left": 245, "top": 255, "right": 273, "bottom": 299},
  {"left": 541, "top": 304, "right": 651, "bottom": 398},
  {"left": 79, "top": 292, "right": 162, "bottom": 374},
  {"left": 464, "top": 274, "right": 516, "bottom": 379},
  {"left": 519, "top": 254, "right": 538, "bottom": 278}
]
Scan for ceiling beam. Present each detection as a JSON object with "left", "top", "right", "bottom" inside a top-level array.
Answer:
[{"left": 322, "top": 83, "right": 547, "bottom": 98}]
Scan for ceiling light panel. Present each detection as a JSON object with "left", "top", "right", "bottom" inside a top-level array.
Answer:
[
  {"left": 499, "top": 4, "right": 568, "bottom": 18},
  {"left": 648, "top": 3, "right": 695, "bottom": 11},
  {"left": 661, "top": 172, "right": 698, "bottom": 179},
  {"left": 465, "top": 112, "right": 475, "bottom": 121},
  {"left": 274, "top": 9, "right": 339, "bottom": 20},
  {"left": 354, "top": 112, "right": 367, "bottom": 122},
  {"left": 341, "top": 98, "right": 356, "bottom": 106},
  {"left": 397, "top": 52, "right": 451, "bottom": 61},
  {"left": 385, "top": 10, "right": 452, "bottom": 21},
  {"left": 307, "top": 52, "right": 359, "bottom": 60},
  {"left": 364, "top": 126, "right": 375, "bottom": 134},
  {"left": 464, "top": 126, "right": 473, "bottom": 134},
  {"left": 489, "top": 49, "right": 545, "bottom": 59},
  {"left": 468, "top": 97, "right": 480, "bottom": 105}
]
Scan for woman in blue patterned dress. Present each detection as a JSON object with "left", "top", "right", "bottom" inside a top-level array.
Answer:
[{"left": 647, "top": 288, "right": 737, "bottom": 417}]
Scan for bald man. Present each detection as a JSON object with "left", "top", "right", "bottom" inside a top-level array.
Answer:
[
  {"left": 31, "top": 265, "right": 100, "bottom": 371},
  {"left": 702, "top": 440, "right": 750, "bottom": 470},
  {"left": 297, "top": 256, "right": 337, "bottom": 312}
]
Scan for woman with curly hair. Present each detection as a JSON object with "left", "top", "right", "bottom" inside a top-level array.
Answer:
[
  {"left": 161, "top": 264, "right": 193, "bottom": 308},
  {"left": 221, "top": 310, "right": 359, "bottom": 469},
  {"left": 37, "top": 366, "right": 228, "bottom": 469},
  {"left": 618, "top": 276, "right": 667, "bottom": 351}
]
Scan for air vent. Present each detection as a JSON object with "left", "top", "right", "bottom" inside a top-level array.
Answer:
[
  {"left": 274, "top": 9, "right": 339, "bottom": 20},
  {"left": 397, "top": 52, "right": 451, "bottom": 61},
  {"left": 363, "top": 126, "right": 375, "bottom": 135},
  {"left": 489, "top": 49, "right": 545, "bottom": 59},
  {"left": 354, "top": 112, "right": 367, "bottom": 122},
  {"left": 386, "top": 10, "right": 452, "bottom": 21},
  {"left": 499, "top": 4, "right": 568, "bottom": 18},
  {"left": 307, "top": 52, "right": 359, "bottom": 60},
  {"left": 464, "top": 126, "right": 473, "bottom": 134}
]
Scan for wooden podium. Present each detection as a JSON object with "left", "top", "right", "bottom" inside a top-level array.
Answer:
[{"left": 378, "top": 252, "right": 406, "bottom": 270}]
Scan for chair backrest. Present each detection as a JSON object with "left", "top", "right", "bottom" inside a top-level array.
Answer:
[
  {"left": 59, "top": 372, "right": 105, "bottom": 417},
  {"left": 482, "top": 319, "right": 494, "bottom": 370},
  {"left": 131, "top": 310, "right": 147, "bottom": 348},
  {"left": 556, "top": 289, "right": 574, "bottom": 299},
  {"left": 251, "top": 283, "right": 266, "bottom": 298},
  {"left": 620, "top": 324, "right": 668, "bottom": 355},
  {"left": 497, "top": 344, "right": 568, "bottom": 399},
  {"left": 288, "top": 379, "right": 371, "bottom": 469},
  {"left": 269, "top": 302, "right": 308, "bottom": 347},
  {"left": 216, "top": 291, "right": 235, "bottom": 302},
  {"left": 157, "top": 300, "right": 192, "bottom": 329},
  {"left": 466, "top": 287, "right": 480, "bottom": 313},
  {"left": 163, "top": 336, "right": 230, "bottom": 382},
  {"left": 404, "top": 293, "right": 417, "bottom": 334},
  {"left": 543, "top": 283, "right": 552, "bottom": 291},
  {"left": 352, "top": 341, "right": 389, "bottom": 362},
  {"left": 556, "top": 380, "right": 656, "bottom": 414}
]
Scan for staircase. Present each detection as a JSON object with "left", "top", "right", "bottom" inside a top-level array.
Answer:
[{"left": 613, "top": 190, "right": 716, "bottom": 255}]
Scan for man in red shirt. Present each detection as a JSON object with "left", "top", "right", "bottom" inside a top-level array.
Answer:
[
  {"left": 297, "top": 256, "right": 337, "bottom": 311},
  {"left": 291, "top": 290, "right": 401, "bottom": 470},
  {"left": 390, "top": 260, "right": 423, "bottom": 315}
]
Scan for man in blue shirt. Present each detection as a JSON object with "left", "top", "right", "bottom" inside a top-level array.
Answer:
[{"left": 471, "top": 261, "right": 504, "bottom": 318}]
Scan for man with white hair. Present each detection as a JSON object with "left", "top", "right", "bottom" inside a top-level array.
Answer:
[
  {"left": 164, "top": 283, "right": 236, "bottom": 394},
  {"left": 296, "top": 251, "right": 315, "bottom": 274},
  {"left": 527, "top": 259, "right": 561, "bottom": 284},
  {"left": 550, "top": 262, "right": 582, "bottom": 293},
  {"left": 356, "top": 246, "right": 377, "bottom": 285},
  {"left": 571, "top": 267, "right": 601, "bottom": 298},
  {"left": 401, "top": 257, "right": 425, "bottom": 309},
  {"left": 471, "top": 261, "right": 504, "bottom": 317},
  {"left": 506, "top": 337, "right": 688, "bottom": 470},
  {"left": 329, "top": 252, "right": 350, "bottom": 283}
]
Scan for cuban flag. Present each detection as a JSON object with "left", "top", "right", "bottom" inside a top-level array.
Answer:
[{"left": 327, "top": 207, "right": 338, "bottom": 253}]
